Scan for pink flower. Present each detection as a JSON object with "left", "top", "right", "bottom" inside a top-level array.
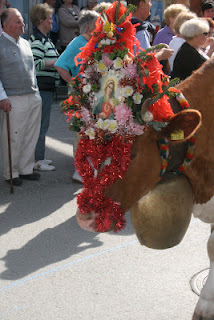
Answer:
[
  {"left": 128, "top": 118, "right": 145, "bottom": 135},
  {"left": 81, "top": 107, "right": 91, "bottom": 124},
  {"left": 122, "top": 63, "right": 137, "bottom": 79},
  {"left": 102, "top": 54, "right": 113, "bottom": 68},
  {"left": 115, "top": 103, "right": 133, "bottom": 124}
]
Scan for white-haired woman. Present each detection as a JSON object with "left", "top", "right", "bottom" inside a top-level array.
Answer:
[
  {"left": 168, "top": 11, "right": 197, "bottom": 71},
  {"left": 171, "top": 18, "right": 209, "bottom": 80}
]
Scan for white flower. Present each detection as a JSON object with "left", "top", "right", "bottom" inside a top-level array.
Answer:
[
  {"left": 133, "top": 92, "right": 143, "bottom": 104},
  {"left": 85, "top": 127, "right": 95, "bottom": 139},
  {"left": 113, "top": 57, "right": 123, "bottom": 69},
  {"left": 95, "top": 118, "right": 117, "bottom": 133},
  {"left": 142, "top": 110, "right": 153, "bottom": 123},
  {"left": 108, "top": 120, "right": 117, "bottom": 133},
  {"left": 123, "top": 54, "right": 131, "bottom": 62},
  {"left": 122, "top": 86, "right": 134, "bottom": 98},
  {"left": 105, "top": 39, "right": 111, "bottom": 45},
  {"left": 102, "top": 119, "right": 111, "bottom": 130},
  {"left": 83, "top": 84, "right": 91, "bottom": 94},
  {"left": 100, "top": 39, "right": 106, "bottom": 45},
  {"left": 97, "top": 60, "right": 108, "bottom": 72},
  {"left": 95, "top": 118, "right": 104, "bottom": 129}
]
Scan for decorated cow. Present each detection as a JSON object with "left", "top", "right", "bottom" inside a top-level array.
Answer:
[{"left": 62, "top": 2, "right": 214, "bottom": 319}]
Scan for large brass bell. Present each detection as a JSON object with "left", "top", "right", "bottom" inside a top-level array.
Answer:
[{"left": 131, "top": 175, "right": 193, "bottom": 249}]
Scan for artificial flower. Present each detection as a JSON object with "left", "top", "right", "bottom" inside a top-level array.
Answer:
[
  {"left": 107, "top": 120, "right": 117, "bottom": 133},
  {"left": 97, "top": 60, "right": 108, "bottom": 72},
  {"left": 85, "top": 127, "right": 95, "bottom": 139},
  {"left": 113, "top": 57, "right": 123, "bottom": 69},
  {"left": 115, "top": 103, "right": 132, "bottom": 124},
  {"left": 122, "top": 85, "right": 134, "bottom": 97},
  {"left": 95, "top": 118, "right": 104, "bottom": 129},
  {"left": 80, "top": 107, "right": 91, "bottom": 124},
  {"left": 102, "top": 119, "right": 111, "bottom": 130},
  {"left": 102, "top": 54, "right": 113, "bottom": 67},
  {"left": 133, "top": 92, "right": 143, "bottom": 104},
  {"left": 83, "top": 84, "right": 91, "bottom": 94}
]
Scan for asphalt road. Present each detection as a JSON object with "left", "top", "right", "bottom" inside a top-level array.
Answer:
[{"left": 0, "top": 100, "right": 211, "bottom": 320}]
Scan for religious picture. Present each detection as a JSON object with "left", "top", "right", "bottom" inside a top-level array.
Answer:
[{"left": 93, "top": 76, "right": 119, "bottom": 120}]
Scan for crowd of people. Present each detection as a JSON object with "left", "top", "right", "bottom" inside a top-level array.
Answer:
[{"left": 0, "top": 0, "right": 214, "bottom": 186}]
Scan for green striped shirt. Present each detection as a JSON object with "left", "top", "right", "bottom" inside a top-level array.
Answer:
[{"left": 29, "top": 29, "right": 60, "bottom": 85}]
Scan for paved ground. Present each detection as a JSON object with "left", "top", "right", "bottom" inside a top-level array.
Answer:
[{"left": 0, "top": 100, "right": 211, "bottom": 320}]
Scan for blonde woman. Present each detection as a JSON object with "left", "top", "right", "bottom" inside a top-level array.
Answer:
[{"left": 153, "top": 4, "right": 189, "bottom": 45}]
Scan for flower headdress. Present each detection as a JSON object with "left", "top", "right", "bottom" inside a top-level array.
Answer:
[{"left": 62, "top": 1, "right": 180, "bottom": 232}]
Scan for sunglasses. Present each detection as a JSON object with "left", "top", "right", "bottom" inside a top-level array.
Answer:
[{"left": 203, "top": 32, "right": 209, "bottom": 36}]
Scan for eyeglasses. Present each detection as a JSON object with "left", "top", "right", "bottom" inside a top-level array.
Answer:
[{"left": 203, "top": 32, "right": 209, "bottom": 36}]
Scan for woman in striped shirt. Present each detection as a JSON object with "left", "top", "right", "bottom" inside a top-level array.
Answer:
[{"left": 29, "top": 3, "right": 60, "bottom": 171}]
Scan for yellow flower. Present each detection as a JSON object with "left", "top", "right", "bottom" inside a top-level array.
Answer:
[
  {"left": 97, "top": 60, "right": 108, "bottom": 72},
  {"left": 103, "top": 21, "right": 113, "bottom": 33}
]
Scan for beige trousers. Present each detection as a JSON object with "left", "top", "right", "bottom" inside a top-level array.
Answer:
[{"left": 0, "top": 91, "right": 42, "bottom": 180}]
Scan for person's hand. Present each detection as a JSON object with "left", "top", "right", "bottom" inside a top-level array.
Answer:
[
  {"left": 0, "top": 99, "right": 11, "bottom": 112},
  {"left": 156, "top": 48, "right": 174, "bottom": 61}
]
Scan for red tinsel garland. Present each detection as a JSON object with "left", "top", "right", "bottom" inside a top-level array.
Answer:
[{"left": 75, "top": 134, "right": 135, "bottom": 232}]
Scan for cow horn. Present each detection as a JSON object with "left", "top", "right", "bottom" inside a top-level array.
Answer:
[{"left": 141, "top": 98, "right": 153, "bottom": 122}]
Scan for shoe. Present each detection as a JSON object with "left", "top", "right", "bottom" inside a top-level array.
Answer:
[
  {"left": 20, "top": 173, "right": 40, "bottom": 180},
  {"left": 43, "top": 159, "right": 53, "bottom": 165},
  {"left": 72, "top": 170, "right": 83, "bottom": 183},
  {"left": 6, "top": 177, "right": 23, "bottom": 186},
  {"left": 33, "top": 160, "right": 55, "bottom": 171}
]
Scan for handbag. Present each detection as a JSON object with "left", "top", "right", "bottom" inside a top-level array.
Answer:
[{"left": 37, "top": 76, "right": 56, "bottom": 91}]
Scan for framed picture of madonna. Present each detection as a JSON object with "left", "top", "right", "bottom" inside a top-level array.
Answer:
[{"left": 93, "top": 74, "right": 120, "bottom": 120}]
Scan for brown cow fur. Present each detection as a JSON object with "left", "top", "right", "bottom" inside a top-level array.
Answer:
[
  {"left": 105, "top": 127, "right": 161, "bottom": 212},
  {"left": 177, "top": 57, "right": 214, "bottom": 204}
]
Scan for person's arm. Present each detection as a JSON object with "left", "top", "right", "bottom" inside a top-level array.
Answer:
[
  {"left": 156, "top": 47, "right": 174, "bottom": 61},
  {"left": 0, "top": 80, "right": 11, "bottom": 112},
  {"left": 54, "top": 66, "right": 72, "bottom": 83}
]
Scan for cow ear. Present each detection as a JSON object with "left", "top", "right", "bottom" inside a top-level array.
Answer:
[{"left": 159, "top": 109, "right": 202, "bottom": 142}]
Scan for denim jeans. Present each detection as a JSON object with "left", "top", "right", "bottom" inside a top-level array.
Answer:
[{"left": 35, "top": 90, "right": 54, "bottom": 161}]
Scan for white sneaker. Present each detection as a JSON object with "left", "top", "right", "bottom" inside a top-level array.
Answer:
[
  {"left": 72, "top": 170, "right": 83, "bottom": 183},
  {"left": 34, "top": 160, "right": 56, "bottom": 171},
  {"left": 44, "top": 159, "right": 53, "bottom": 165}
]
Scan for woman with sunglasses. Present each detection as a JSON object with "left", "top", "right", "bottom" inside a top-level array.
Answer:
[{"left": 171, "top": 18, "right": 209, "bottom": 80}]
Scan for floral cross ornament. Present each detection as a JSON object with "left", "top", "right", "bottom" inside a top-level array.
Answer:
[{"left": 62, "top": 0, "right": 181, "bottom": 232}]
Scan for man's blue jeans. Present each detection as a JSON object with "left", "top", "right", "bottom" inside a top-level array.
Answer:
[{"left": 35, "top": 90, "right": 54, "bottom": 161}]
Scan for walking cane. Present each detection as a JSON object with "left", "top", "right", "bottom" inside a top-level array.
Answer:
[{"left": 6, "top": 111, "right": 14, "bottom": 194}]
